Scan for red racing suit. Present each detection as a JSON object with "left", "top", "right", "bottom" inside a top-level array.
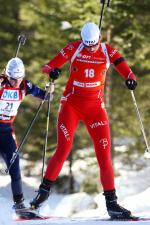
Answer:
[{"left": 44, "top": 40, "right": 136, "bottom": 191}]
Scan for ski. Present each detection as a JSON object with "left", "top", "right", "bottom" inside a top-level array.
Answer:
[
  {"left": 14, "top": 208, "right": 50, "bottom": 221},
  {"left": 75, "top": 216, "right": 150, "bottom": 222},
  {"left": 14, "top": 210, "right": 150, "bottom": 222},
  {"left": 95, "top": 217, "right": 150, "bottom": 221}
]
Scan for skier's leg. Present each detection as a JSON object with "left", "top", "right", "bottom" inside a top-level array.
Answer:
[
  {"left": 1, "top": 131, "right": 25, "bottom": 210},
  {"left": 30, "top": 101, "right": 80, "bottom": 209},
  {"left": 85, "top": 106, "right": 132, "bottom": 219},
  {"left": 45, "top": 105, "right": 79, "bottom": 180},
  {"left": 84, "top": 104, "right": 114, "bottom": 190}
]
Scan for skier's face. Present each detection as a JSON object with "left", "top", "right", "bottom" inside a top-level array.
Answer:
[
  {"left": 9, "top": 77, "right": 23, "bottom": 88},
  {"left": 84, "top": 40, "right": 100, "bottom": 53}
]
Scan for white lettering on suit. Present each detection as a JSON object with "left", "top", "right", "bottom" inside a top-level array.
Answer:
[
  {"left": 109, "top": 49, "right": 118, "bottom": 58},
  {"left": 100, "top": 138, "right": 108, "bottom": 149},
  {"left": 60, "top": 123, "right": 70, "bottom": 141},
  {"left": 73, "top": 81, "right": 100, "bottom": 88},
  {"left": 90, "top": 121, "right": 108, "bottom": 129}
]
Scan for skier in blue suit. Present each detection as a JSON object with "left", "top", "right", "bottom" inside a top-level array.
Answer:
[{"left": 0, "top": 57, "right": 48, "bottom": 211}]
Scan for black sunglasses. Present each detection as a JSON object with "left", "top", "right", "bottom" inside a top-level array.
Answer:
[{"left": 83, "top": 42, "right": 99, "bottom": 48}]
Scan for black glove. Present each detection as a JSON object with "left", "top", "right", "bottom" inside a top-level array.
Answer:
[
  {"left": 49, "top": 68, "right": 61, "bottom": 80},
  {"left": 125, "top": 79, "right": 137, "bottom": 90}
]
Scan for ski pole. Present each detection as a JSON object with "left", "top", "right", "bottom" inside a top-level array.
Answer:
[
  {"left": 130, "top": 90, "right": 150, "bottom": 153},
  {"left": 41, "top": 79, "right": 55, "bottom": 182},
  {"left": 1, "top": 35, "right": 26, "bottom": 75},
  {"left": 0, "top": 87, "right": 51, "bottom": 175},
  {"left": 99, "top": 0, "right": 111, "bottom": 29}
]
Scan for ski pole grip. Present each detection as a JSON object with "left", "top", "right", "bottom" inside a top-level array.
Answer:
[
  {"left": 45, "top": 80, "right": 55, "bottom": 94},
  {"left": 100, "top": 0, "right": 110, "bottom": 6},
  {"left": 100, "top": 0, "right": 105, "bottom": 3},
  {"left": 18, "top": 34, "right": 26, "bottom": 45}
]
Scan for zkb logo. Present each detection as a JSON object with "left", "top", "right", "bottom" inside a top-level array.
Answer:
[{"left": 1, "top": 90, "right": 19, "bottom": 100}]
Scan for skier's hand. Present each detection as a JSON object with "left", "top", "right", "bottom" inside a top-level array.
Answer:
[
  {"left": 44, "top": 83, "right": 54, "bottom": 101},
  {"left": 49, "top": 68, "right": 61, "bottom": 80},
  {"left": 125, "top": 79, "right": 137, "bottom": 90},
  {"left": 45, "top": 83, "right": 55, "bottom": 93}
]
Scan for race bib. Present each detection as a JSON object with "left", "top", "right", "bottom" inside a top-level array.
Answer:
[{"left": 0, "top": 89, "right": 21, "bottom": 116}]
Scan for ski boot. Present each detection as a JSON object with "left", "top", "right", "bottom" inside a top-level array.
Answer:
[
  {"left": 103, "top": 189, "right": 132, "bottom": 219},
  {"left": 30, "top": 178, "right": 53, "bottom": 210},
  {"left": 13, "top": 193, "right": 26, "bottom": 212}
]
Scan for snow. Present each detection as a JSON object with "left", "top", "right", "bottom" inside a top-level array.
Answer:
[
  {"left": 1, "top": 147, "right": 150, "bottom": 225},
  {"left": 1, "top": 165, "right": 150, "bottom": 225}
]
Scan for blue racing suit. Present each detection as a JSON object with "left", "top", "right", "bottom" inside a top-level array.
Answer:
[{"left": 0, "top": 79, "right": 46, "bottom": 201}]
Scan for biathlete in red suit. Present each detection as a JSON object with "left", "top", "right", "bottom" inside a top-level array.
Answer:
[
  {"left": 31, "top": 22, "right": 137, "bottom": 219},
  {"left": 0, "top": 57, "right": 49, "bottom": 211}
]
